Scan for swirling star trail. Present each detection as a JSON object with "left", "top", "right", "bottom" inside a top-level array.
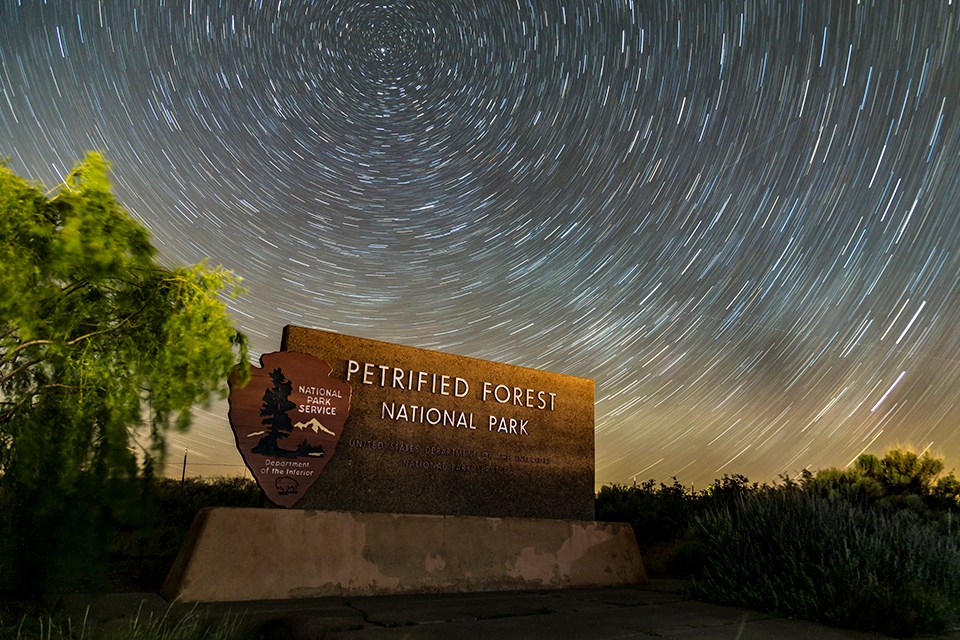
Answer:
[{"left": 3, "top": 1, "right": 960, "bottom": 487}]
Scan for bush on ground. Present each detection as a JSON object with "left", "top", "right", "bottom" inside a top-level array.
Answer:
[
  {"left": 596, "top": 479, "right": 695, "bottom": 545},
  {"left": 689, "top": 488, "right": 960, "bottom": 637},
  {"left": 109, "top": 476, "right": 260, "bottom": 590},
  {"left": 597, "top": 447, "right": 960, "bottom": 636},
  {"left": 595, "top": 474, "right": 763, "bottom": 576}
]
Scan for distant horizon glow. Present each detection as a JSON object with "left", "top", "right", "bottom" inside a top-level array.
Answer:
[{"left": 4, "top": 1, "right": 960, "bottom": 490}]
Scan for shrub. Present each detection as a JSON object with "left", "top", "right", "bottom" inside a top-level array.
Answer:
[
  {"left": 109, "top": 477, "right": 260, "bottom": 590},
  {"left": 689, "top": 489, "right": 960, "bottom": 637},
  {"left": 0, "top": 471, "right": 154, "bottom": 594},
  {"left": 596, "top": 479, "right": 697, "bottom": 544}
]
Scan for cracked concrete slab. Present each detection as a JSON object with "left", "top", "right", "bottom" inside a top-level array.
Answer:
[{"left": 54, "top": 581, "right": 925, "bottom": 640}]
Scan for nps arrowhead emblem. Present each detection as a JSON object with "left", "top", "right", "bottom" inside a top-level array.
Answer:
[{"left": 228, "top": 351, "right": 352, "bottom": 507}]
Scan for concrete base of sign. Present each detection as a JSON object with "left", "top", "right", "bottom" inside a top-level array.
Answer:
[{"left": 161, "top": 508, "right": 645, "bottom": 602}]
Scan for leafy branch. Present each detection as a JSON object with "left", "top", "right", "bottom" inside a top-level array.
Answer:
[{"left": 0, "top": 152, "right": 250, "bottom": 593}]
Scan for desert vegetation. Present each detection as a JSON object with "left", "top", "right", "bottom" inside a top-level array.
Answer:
[
  {"left": 108, "top": 477, "right": 261, "bottom": 591},
  {"left": 0, "top": 476, "right": 259, "bottom": 639},
  {"left": 1, "top": 450, "right": 958, "bottom": 638},
  {"left": 0, "top": 154, "right": 249, "bottom": 596},
  {"left": 597, "top": 447, "right": 960, "bottom": 637},
  {"left": 1, "top": 606, "right": 244, "bottom": 640}
]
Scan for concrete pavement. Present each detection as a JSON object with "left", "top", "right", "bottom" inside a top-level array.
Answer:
[{"left": 57, "top": 579, "right": 958, "bottom": 640}]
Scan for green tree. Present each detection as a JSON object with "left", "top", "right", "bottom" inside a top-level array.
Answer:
[
  {"left": 803, "top": 447, "right": 960, "bottom": 513},
  {"left": 865, "top": 448, "right": 944, "bottom": 495},
  {"left": 0, "top": 153, "right": 249, "bottom": 592}
]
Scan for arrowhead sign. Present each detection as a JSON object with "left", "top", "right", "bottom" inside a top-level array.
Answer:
[{"left": 228, "top": 351, "right": 352, "bottom": 507}]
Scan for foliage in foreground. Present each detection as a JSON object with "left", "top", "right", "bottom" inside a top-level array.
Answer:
[
  {"left": 0, "top": 154, "right": 249, "bottom": 594},
  {"left": 1, "top": 605, "right": 243, "bottom": 640},
  {"left": 690, "top": 488, "right": 960, "bottom": 637},
  {"left": 0, "top": 477, "right": 258, "bottom": 636},
  {"left": 597, "top": 447, "right": 960, "bottom": 637}
]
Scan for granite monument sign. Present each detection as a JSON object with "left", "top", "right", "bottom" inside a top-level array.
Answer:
[
  {"left": 229, "top": 325, "right": 595, "bottom": 520},
  {"left": 166, "top": 326, "right": 643, "bottom": 602}
]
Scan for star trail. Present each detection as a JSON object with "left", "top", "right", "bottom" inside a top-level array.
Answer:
[{"left": 3, "top": 1, "right": 960, "bottom": 488}]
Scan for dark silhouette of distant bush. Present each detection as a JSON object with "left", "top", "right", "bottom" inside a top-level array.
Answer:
[
  {"left": 596, "top": 479, "right": 695, "bottom": 545},
  {"left": 596, "top": 474, "right": 764, "bottom": 576},
  {"left": 109, "top": 476, "right": 260, "bottom": 590}
]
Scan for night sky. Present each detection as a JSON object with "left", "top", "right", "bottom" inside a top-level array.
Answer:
[{"left": 3, "top": 1, "right": 960, "bottom": 489}]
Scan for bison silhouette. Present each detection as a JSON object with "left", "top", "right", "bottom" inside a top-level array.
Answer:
[{"left": 276, "top": 476, "right": 299, "bottom": 495}]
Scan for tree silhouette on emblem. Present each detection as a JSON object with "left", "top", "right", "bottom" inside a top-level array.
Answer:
[
  {"left": 253, "top": 368, "right": 295, "bottom": 455},
  {"left": 252, "top": 367, "right": 324, "bottom": 458}
]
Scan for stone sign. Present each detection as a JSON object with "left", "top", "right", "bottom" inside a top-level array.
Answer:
[{"left": 266, "top": 325, "right": 596, "bottom": 520}]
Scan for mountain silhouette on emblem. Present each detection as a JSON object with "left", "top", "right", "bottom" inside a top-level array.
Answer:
[{"left": 294, "top": 418, "right": 336, "bottom": 436}]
